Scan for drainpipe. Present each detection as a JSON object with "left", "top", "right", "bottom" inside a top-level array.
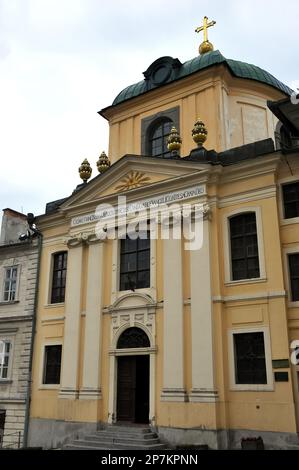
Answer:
[{"left": 23, "top": 231, "right": 43, "bottom": 448}]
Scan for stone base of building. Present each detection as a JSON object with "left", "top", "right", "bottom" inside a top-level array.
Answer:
[
  {"left": 28, "top": 418, "right": 97, "bottom": 449},
  {"left": 157, "top": 426, "right": 299, "bottom": 450},
  {"left": 28, "top": 418, "right": 299, "bottom": 450}
]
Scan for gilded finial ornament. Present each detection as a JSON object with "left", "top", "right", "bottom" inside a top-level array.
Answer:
[
  {"left": 167, "top": 126, "right": 182, "bottom": 155},
  {"left": 79, "top": 158, "right": 92, "bottom": 183},
  {"left": 192, "top": 118, "right": 208, "bottom": 147},
  {"left": 97, "top": 151, "right": 111, "bottom": 174},
  {"left": 195, "top": 16, "right": 216, "bottom": 55}
]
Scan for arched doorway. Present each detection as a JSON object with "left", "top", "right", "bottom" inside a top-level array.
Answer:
[{"left": 116, "top": 327, "right": 150, "bottom": 424}]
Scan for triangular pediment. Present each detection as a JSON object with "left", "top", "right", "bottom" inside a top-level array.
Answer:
[{"left": 60, "top": 154, "right": 209, "bottom": 213}]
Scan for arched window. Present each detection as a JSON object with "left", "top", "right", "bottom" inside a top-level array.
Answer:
[
  {"left": 148, "top": 118, "right": 173, "bottom": 158},
  {"left": 141, "top": 106, "right": 179, "bottom": 157},
  {"left": 117, "top": 327, "right": 150, "bottom": 349}
]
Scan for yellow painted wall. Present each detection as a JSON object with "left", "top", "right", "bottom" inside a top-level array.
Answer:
[
  {"left": 29, "top": 63, "right": 299, "bottom": 440},
  {"left": 105, "top": 67, "right": 283, "bottom": 163}
]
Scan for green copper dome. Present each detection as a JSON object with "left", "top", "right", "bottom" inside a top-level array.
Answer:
[{"left": 112, "top": 50, "right": 291, "bottom": 106}]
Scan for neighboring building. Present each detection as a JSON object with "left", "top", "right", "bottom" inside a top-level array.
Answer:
[
  {"left": 28, "top": 29, "right": 299, "bottom": 449},
  {"left": 0, "top": 209, "right": 39, "bottom": 448}
]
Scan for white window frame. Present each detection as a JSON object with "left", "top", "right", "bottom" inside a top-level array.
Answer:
[
  {"left": 0, "top": 338, "right": 13, "bottom": 381},
  {"left": 39, "top": 340, "right": 63, "bottom": 390},
  {"left": 278, "top": 176, "right": 299, "bottom": 226},
  {"left": 228, "top": 326, "right": 273, "bottom": 391},
  {"left": 223, "top": 206, "right": 266, "bottom": 285},
  {"left": 1, "top": 265, "right": 19, "bottom": 303},
  {"left": 283, "top": 245, "right": 299, "bottom": 308},
  {"left": 111, "top": 226, "right": 156, "bottom": 304}
]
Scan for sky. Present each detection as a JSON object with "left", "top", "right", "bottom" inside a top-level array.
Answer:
[{"left": 0, "top": 0, "right": 298, "bottom": 221}]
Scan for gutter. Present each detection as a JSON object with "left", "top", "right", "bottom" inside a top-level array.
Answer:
[{"left": 23, "top": 232, "right": 43, "bottom": 448}]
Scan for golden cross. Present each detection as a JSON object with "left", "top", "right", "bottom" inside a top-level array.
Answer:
[{"left": 195, "top": 16, "right": 216, "bottom": 43}]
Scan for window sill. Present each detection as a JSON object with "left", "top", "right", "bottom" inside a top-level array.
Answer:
[
  {"left": 44, "top": 303, "right": 65, "bottom": 309},
  {"left": 38, "top": 384, "right": 60, "bottom": 390},
  {"left": 0, "top": 379, "right": 12, "bottom": 385},
  {"left": 0, "top": 300, "right": 19, "bottom": 306},
  {"left": 287, "top": 301, "right": 299, "bottom": 308},
  {"left": 230, "top": 384, "right": 274, "bottom": 392},
  {"left": 225, "top": 277, "right": 267, "bottom": 287},
  {"left": 280, "top": 217, "right": 299, "bottom": 226}
]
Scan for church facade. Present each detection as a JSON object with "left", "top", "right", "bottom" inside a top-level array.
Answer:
[{"left": 27, "top": 30, "right": 299, "bottom": 449}]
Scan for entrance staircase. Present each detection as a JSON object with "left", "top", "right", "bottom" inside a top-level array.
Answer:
[{"left": 63, "top": 424, "right": 167, "bottom": 450}]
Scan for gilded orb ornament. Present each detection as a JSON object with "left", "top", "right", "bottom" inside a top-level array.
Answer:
[
  {"left": 192, "top": 118, "right": 208, "bottom": 147},
  {"left": 97, "top": 151, "right": 111, "bottom": 174},
  {"left": 79, "top": 158, "right": 92, "bottom": 183},
  {"left": 199, "top": 40, "right": 214, "bottom": 55},
  {"left": 167, "top": 126, "right": 182, "bottom": 155}
]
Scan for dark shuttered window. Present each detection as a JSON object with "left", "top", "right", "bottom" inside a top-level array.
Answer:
[
  {"left": 149, "top": 119, "right": 172, "bottom": 158},
  {"left": 230, "top": 213, "right": 260, "bottom": 281},
  {"left": 288, "top": 253, "right": 299, "bottom": 302},
  {"left": 120, "top": 234, "right": 150, "bottom": 291},
  {"left": 234, "top": 332, "right": 267, "bottom": 384},
  {"left": 51, "top": 252, "right": 67, "bottom": 304},
  {"left": 282, "top": 182, "right": 299, "bottom": 219},
  {"left": 43, "top": 345, "right": 62, "bottom": 384}
]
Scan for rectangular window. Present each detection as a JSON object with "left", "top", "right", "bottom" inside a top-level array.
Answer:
[
  {"left": 51, "top": 252, "right": 67, "bottom": 304},
  {"left": 282, "top": 181, "right": 299, "bottom": 219},
  {"left": 289, "top": 253, "right": 299, "bottom": 302},
  {"left": 0, "top": 341, "right": 11, "bottom": 379},
  {"left": 230, "top": 213, "right": 260, "bottom": 280},
  {"left": 43, "top": 345, "right": 62, "bottom": 384},
  {"left": 3, "top": 267, "right": 18, "bottom": 301},
  {"left": 120, "top": 234, "right": 150, "bottom": 291},
  {"left": 233, "top": 332, "right": 267, "bottom": 384}
]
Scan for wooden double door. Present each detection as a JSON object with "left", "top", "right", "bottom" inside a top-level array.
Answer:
[{"left": 117, "top": 355, "right": 149, "bottom": 424}]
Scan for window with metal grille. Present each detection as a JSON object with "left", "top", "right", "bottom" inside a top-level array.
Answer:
[
  {"left": 149, "top": 119, "right": 173, "bottom": 158},
  {"left": 233, "top": 332, "right": 267, "bottom": 384},
  {"left": 0, "top": 341, "right": 11, "bottom": 379},
  {"left": 43, "top": 345, "right": 62, "bottom": 384},
  {"left": 3, "top": 267, "right": 18, "bottom": 301},
  {"left": 117, "top": 327, "right": 150, "bottom": 349},
  {"left": 229, "top": 213, "right": 260, "bottom": 280},
  {"left": 120, "top": 233, "right": 150, "bottom": 291},
  {"left": 288, "top": 253, "right": 299, "bottom": 301},
  {"left": 51, "top": 252, "right": 67, "bottom": 304},
  {"left": 282, "top": 181, "right": 299, "bottom": 219}
]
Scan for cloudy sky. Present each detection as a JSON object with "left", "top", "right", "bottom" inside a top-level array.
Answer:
[{"left": 0, "top": 0, "right": 297, "bottom": 220}]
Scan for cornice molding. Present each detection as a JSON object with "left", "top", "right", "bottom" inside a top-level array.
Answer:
[
  {"left": 212, "top": 290, "right": 286, "bottom": 303},
  {"left": 219, "top": 153, "right": 280, "bottom": 184},
  {"left": 217, "top": 185, "right": 277, "bottom": 208}
]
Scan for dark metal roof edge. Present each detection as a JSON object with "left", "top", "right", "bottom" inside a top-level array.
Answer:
[
  {"left": 267, "top": 98, "right": 299, "bottom": 136},
  {"left": 101, "top": 60, "right": 290, "bottom": 115}
]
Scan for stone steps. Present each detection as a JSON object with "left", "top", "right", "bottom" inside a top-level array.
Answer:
[{"left": 63, "top": 425, "right": 167, "bottom": 450}]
